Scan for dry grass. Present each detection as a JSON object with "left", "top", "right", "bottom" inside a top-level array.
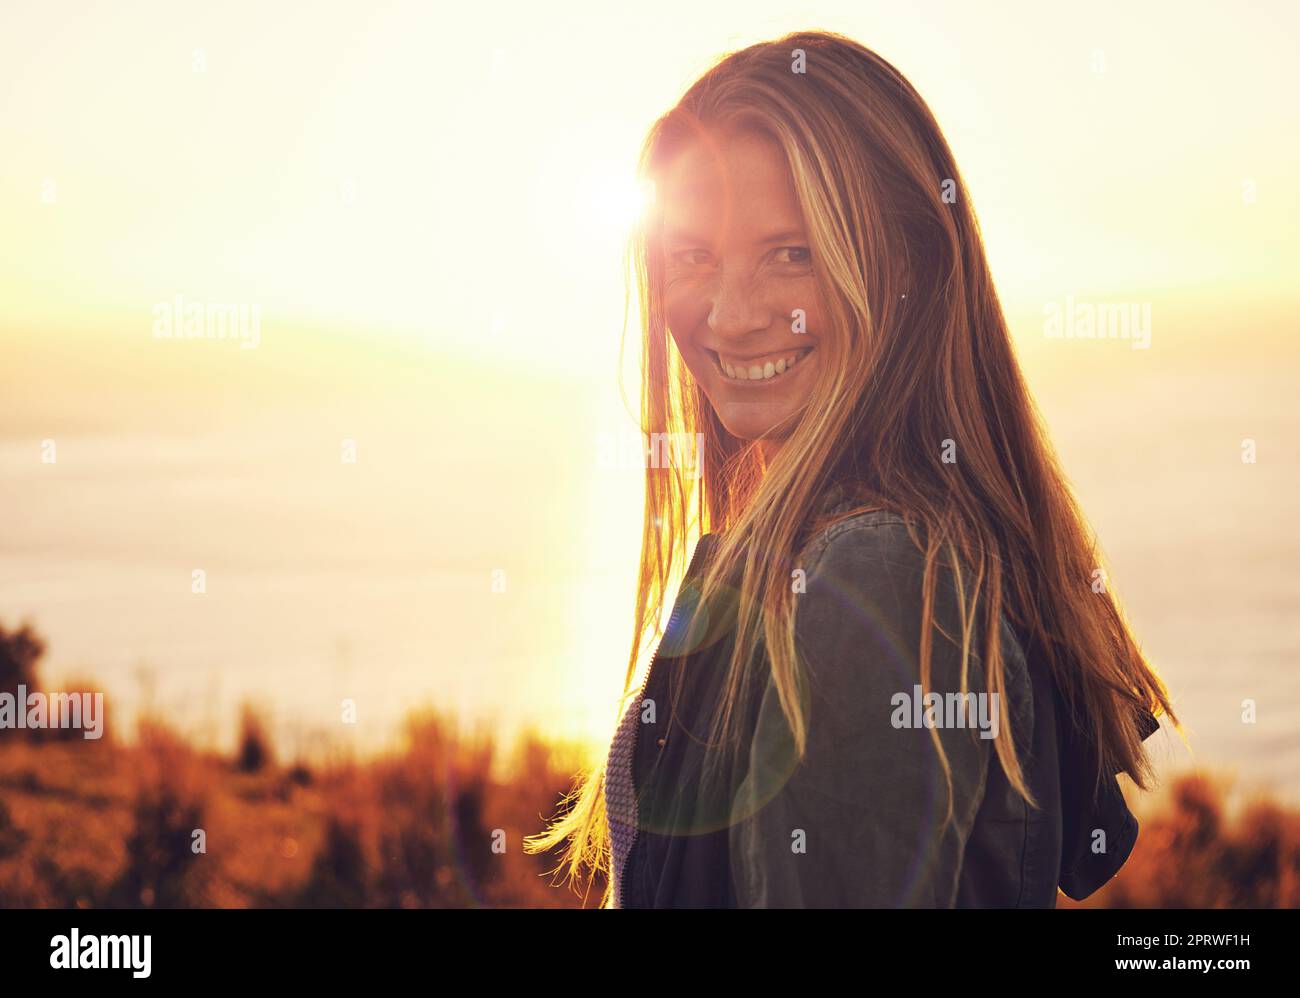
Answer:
[
  {"left": 5, "top": 716, "right": 1297, "bottom": 907},
  {"left": 3, "top": 622, "right": 1296, "bottom": 908},
  {"left": 0, "top": 709, "right": 601, "bottom": 908},
  {"left": 1060, "top": 772, "right": 1300, "bottom": 908}
]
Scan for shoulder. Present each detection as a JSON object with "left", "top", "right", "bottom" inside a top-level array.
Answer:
[
  {"left": 813, "top": 507, "right": 913, "bottom": 544},
  {"left": 792, "top": 508, "right": 944, "bottom": 672},
  {"left": 793, "top": 508, "right": 1032, "bottom": 723},
  {"left": 797, "top": 508, "right": 930, "bottom": 596}
]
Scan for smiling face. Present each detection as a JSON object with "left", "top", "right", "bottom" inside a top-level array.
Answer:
[{"left": 657, "top": 127, "right": 824, "bottom": 456}]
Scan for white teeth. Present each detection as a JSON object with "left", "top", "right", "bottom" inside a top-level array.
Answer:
[{"left": 718, "top": 350, "right": 811, "bottom": 381}]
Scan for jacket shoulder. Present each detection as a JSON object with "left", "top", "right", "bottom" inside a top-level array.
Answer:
[
  {"left": 798, "top": 508, "right": 961, "bottom": 618},
  {"left": 797, "top": 507, "right": 1035, "bottom": 749},
  {"left": 798, "top": 509, "right": 921, "bottom": 581}
]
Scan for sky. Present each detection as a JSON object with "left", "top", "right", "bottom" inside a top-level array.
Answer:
[{"left": 1, "top": 1, "right": 1297, "bottom": 793}]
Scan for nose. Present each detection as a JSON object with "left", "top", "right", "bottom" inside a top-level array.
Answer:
[{"left": 707, "top": 269, "right": 773, "bottom": 343}]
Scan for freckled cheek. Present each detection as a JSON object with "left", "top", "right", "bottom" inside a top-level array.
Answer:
[{"left": 664, "top": 293, "right": 711, "bottom": 360}]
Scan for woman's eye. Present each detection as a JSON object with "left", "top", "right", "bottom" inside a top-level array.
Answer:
[
  {"left": 671, "top": 249, "right": 714, "bottom": 268},
  {"left": 772, "top": 246, "right": 811, "bottom": 265}
]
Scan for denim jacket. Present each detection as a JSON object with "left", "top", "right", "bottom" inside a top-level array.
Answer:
[{"left": 606, "top": 488, "right": 1160, "bottom": 908}]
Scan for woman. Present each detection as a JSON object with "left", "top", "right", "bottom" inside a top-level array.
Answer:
[{"left": 526, "top": 29, "right": 1177, "bottom": 908}]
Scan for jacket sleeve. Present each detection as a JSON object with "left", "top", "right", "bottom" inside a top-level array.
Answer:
[{"left": 729, "top": 517, "right": 994, "bottom": 907}]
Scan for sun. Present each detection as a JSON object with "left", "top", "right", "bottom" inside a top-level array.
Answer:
[
  {"left": 592, "top": 175, "right": 656, "bottom": 234},
  {"left": 529, "top": 135, "right": 657, "bottom": 257}
]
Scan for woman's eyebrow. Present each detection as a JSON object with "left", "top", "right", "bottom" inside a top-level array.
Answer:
[
  {"left": 662, "top": 225, "right": 713, "bottom": 246},
  {"left": 663, "top": 226, "right": 807, "bottom": 246},
  {"left": 757, "top": 229, "right": 807, "bottom": 244}
]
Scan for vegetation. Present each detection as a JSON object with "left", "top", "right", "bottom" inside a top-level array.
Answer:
[{"left": 2, "top": 620, "right": 1295, "bottom": 908}]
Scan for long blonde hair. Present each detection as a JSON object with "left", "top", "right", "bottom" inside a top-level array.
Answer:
[{"left": 524, "top": 29, "right": 1178, "bottom": 905}]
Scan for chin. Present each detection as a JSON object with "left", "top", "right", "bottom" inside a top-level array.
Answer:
[{"left": 714, "top": 402, "right": 797, "bottom": 444}]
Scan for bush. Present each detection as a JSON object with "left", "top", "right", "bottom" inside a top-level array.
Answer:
[{"left": 235, "top": 704, "right": 275, "bottom": 774}]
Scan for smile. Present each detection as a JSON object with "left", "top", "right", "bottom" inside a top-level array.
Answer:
[{"left": 706, "top": 347, "right": 815, "bottom": 384}]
